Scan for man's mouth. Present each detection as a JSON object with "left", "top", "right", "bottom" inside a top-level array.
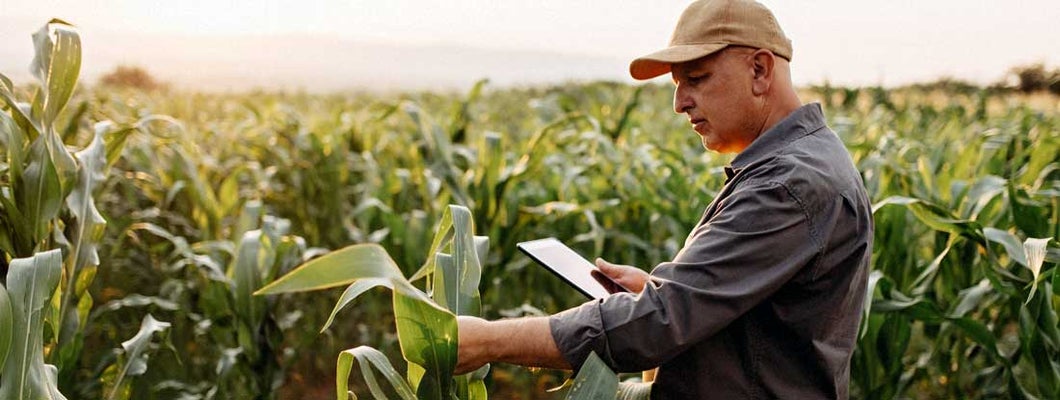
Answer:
[{"left": 690, "top": 117, "right": 707, "bottom": 133}]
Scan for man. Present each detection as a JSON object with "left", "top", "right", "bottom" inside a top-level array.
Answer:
[{"left": 456, "top": 0, "right": 873, "bottom": 398}]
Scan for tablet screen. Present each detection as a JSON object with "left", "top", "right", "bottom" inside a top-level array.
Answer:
[{"left": 516, "top": 238, "right": 626, "bottom": 299}]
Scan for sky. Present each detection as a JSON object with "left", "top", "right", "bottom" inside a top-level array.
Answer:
[{"left": 1, "top": 0, "right": 1058, "bottom": 91}]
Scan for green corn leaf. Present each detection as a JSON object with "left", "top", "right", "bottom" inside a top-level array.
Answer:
[
  {"left": 0, "top": 283, "right": 13, "bottom": 370},
  {"left": 0, "top": 110, "right": 26, "bottom": 186},
  {"left": 56, "top": 126, "right": 107, "bottom": 350},
  {"left": 20, "top": 132, "right": 63, "bottom": 242},
  {"left": 102, "top": 314, "right": 171, "bottom": 400},
  {"left": 336, "top": 346, "right": 415, "bottom": 400},
  {"left": 450, "top": 205, "right": 483, "bottom": 316},
  {"left": 565, "top": 352, "right": 618, "bottom": 400},
  {"left": 320, "top": 278, "right": 393, "bottom": 333},
  {"left": 984, "top": 228, "right": 1028, "bottom": 267},
  {"left": 392, "top": 288, "right": 457, "bottom": 399},
  {"left": 230, "top": 230, "right": 272, "bottom": 357},
  {"left": 410, "top": 199, "right": 456, "bottom": 283},
  {"left": 872, "top": 196, "right": 984, "bottom": 244},
  {"left": 873, "top": 290, "right": 1005, "bottom": 363},
  {"left": 432, "top": 253, "right": 458, "bottom": 312},
  {"left": 950, "top": 280, "right": 993, "bottom": 318},
  {"left": 860, "top": 270, "right": 884, "bottom": 340},
  {"left": 30, "top": 19, "right": 80, "bottom": 129},
  {"left": 0, "top": 249, "right": 66, "bottom": 400},
  {"left": 0, "top": 74, "right": 42, "bottom": 141},
  {"left": 255, "top": 244, "right": 404, "bottom": 295}
]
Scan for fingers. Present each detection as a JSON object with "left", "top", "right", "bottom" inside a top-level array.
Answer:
[
  {"left": 594, "top": 258, "right": 624, "bottom": 276},
  {"left": 591, "top": 269, "right": 625, "bottom": 294},
  {"left": 595, "top": 258, "right": 649, "bottom": 294}
]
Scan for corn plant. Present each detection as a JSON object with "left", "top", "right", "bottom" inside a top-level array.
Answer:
[
  {"left": 0, "top": 19, "right": 170, "bottom": 399},
  {"left": 256, "top": 205, "right": 488, "bottom": 399}
]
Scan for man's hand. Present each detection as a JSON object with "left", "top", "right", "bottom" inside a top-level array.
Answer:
[
  {"left": 592, "top": 258, "right": 650, "bottom": 294},
  {"left": 455, "top": 316, "right": 570, "bottom": 375}
]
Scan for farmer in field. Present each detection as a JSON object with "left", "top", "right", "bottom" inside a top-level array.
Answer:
[{"left": 456, "top": 0, "right": 873, "bottom": 398}]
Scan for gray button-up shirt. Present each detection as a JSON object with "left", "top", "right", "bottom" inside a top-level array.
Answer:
[{"left": 550, "top": 103, "right": 873, "bottom": 399}]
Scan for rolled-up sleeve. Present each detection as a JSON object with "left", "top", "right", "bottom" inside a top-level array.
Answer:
[{"left": 549, "top": 180, "right": 821, "bottom": 371}]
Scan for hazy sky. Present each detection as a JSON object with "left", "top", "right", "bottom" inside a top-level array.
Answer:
[{"left": 2, "top": 0, "right": 1058, "bottom": 90}]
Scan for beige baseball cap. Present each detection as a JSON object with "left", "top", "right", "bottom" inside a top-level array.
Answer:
[{"left": 629, "top": 0, "right": 793, "bottom": 80}]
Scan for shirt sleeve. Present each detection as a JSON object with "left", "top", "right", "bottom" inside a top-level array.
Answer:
[{"left": 549, "top": 180, "right": 820, "bottom": 372}]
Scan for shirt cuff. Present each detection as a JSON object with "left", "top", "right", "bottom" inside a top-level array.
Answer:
[{"left": 548, "top": 299, "right": 613, "bottom": 371}]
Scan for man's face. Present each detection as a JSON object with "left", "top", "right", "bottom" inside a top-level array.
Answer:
[{"left": 671, "top": 48, "right": 760, "bottom": 153}]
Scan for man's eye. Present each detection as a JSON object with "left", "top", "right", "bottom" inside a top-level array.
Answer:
[{"left": 687, "top": 74, "right": 707, "bottom": 84}]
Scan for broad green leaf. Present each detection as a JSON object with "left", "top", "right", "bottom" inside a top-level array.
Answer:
[
  {"left": 230, "top": 230, "right": 271, "bottom": 356},
  {"left": 1008, "top": 182, "right": 1050, "bottom": 238},
  {"left": 320, "top": 278, "right": 393, "bottom": 333},
  {"left": 336, "top": 346, "right": 415, "bottom": 400},
  {"left": 950, "top": 280, "right": 992, "bottom": 318},
  {"left": 30, "top": 19, "right": 81, "bottom": 128},
  {"left": 984, "top": 228, "right": 1028, "bottom": 267},
  {"left": 392, "top": 289, "right": 457, "bottom": 399},
  {"left": 0, "top": 74, "right": 42, "bottom": 140},
  {"left": 873, "top": 291, "right": 1004, "bottom": 362},
  {"left": 432, "top": 253, "right": 458, "bottom": 312},
  {"left": 0, "top": 110, "right": 26, "bottom": 185},
  {"left": 0, "top": 249, "right": 67, "bottom": 400},
  {"left": 565, "top": 352, "right": 618, "bottom": 400},
  {"left": 20, "top": 132, "right": 63, "bottom": 242},
  {"left": 860, "top": 270, "right": 884, "bottom": 340},
  {"left": 255, "top": 244, "right": 403, "bottom": 295},
  {"left": 0, "top": 284, "right": 13, "bottom": 370},
  {"left": 98, "top": 122, "right": 134, "bottom": 169},
  {"left": 872, "top": 196, "right": 984, "bottom": 244},
  {"left": 56, "top": 128, "right": 107, "bottom": 352},
  {"left": 102, "top": 314, "right": 171, "bottom": 400},
  {"left": 450, "top": 205, "right": 482, "bottom": 316},
  {"left": 410, "top": 206, "right": 455, "bottom": 283}
]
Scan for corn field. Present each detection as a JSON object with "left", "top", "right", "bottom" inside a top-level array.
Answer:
[{"left": 1, "top": 21, "right": 1058, "bottom": 399}]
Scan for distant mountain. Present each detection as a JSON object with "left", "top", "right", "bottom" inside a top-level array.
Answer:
[{"left": 0, "top": 19, "right": 632, "bottom": 93}]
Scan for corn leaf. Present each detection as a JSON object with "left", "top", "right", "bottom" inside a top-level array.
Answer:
[
  {"left": 30, "top": 19, "right": 80, "bottom": 128},
  {"left": 255, "top": 244, "right": 404, "bottom": 295},
  {"left": 392, "top": 288, "right": 457, "bottom": 399},
  {"left": 230, "top": 230, "right": 272, "bottom": 360},
  {"left": 0, "top": 74, "right": 42, "bottom": 141},
  {"left": 0, "top": 283, "right": 13, "bottom": 370},
  {"left": 55, "top": 127, "right": 107, "bottom": 361},
  {"left": 320, "top": 278, "right": 392, "bottom": 333},
  {"left": 336, "top": 346, "right": 415, "bottom": 400},
  {"left": 101, "top": 314, "right": 171, "bottom": 400},
  {"left": 984, "top": 228, "right": 1028, "bottom": 267},
  {"left": 0, "top": 249, "right": 66, "bottom": 400},
  {"left": 873, "top": 196, "right": 985, "bottom": 244},
  {"left": 564, "top": 352, "right": 617, "bottom": 400},
  {"left": 1022, "top": 237, "right": 1052, "bottom": 303}
]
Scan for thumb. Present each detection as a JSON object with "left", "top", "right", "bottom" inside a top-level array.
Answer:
[{"left": 595, "top": 258, "right": 620, "bottom": 275}]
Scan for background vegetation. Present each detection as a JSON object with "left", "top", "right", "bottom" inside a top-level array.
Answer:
[{"left": 2, "top": 21, "right": 1058, "bottom": 399}]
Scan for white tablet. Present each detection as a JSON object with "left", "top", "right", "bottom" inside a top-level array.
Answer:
[{"left": 516, "top": 238, "right": 628, "bottom": 300}]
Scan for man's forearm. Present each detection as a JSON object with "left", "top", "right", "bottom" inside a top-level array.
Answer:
[{"left": 456, "top": 316, "right": 571, "bottom": 374}]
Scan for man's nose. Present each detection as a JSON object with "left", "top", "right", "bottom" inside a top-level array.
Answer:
[{"left": 673, "top": 85, "right": 693, "bottom": 114}]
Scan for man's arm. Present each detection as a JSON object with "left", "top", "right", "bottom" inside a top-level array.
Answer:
[
  {"left": 455, "top": 316, "right": 569, "bottom": 374},
  {"left": 455, "top": 259, "right": 649, "bottom": 375}
]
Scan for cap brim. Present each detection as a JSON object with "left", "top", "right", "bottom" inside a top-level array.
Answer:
[{"left": 629, "top": 43, "right": 730, "bottom": 80}]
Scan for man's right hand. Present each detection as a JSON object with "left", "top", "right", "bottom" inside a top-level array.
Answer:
[{"left": 592, "top": 258, "right": 650, "bottom": 294}]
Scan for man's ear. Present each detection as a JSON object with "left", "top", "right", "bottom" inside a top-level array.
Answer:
[{"left": 750, "top": 49, "right": 775, "bottom": 96}]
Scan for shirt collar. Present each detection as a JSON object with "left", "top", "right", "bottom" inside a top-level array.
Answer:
[{"left": 727, "top": 103, "right": 826, "bottom": 176}]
